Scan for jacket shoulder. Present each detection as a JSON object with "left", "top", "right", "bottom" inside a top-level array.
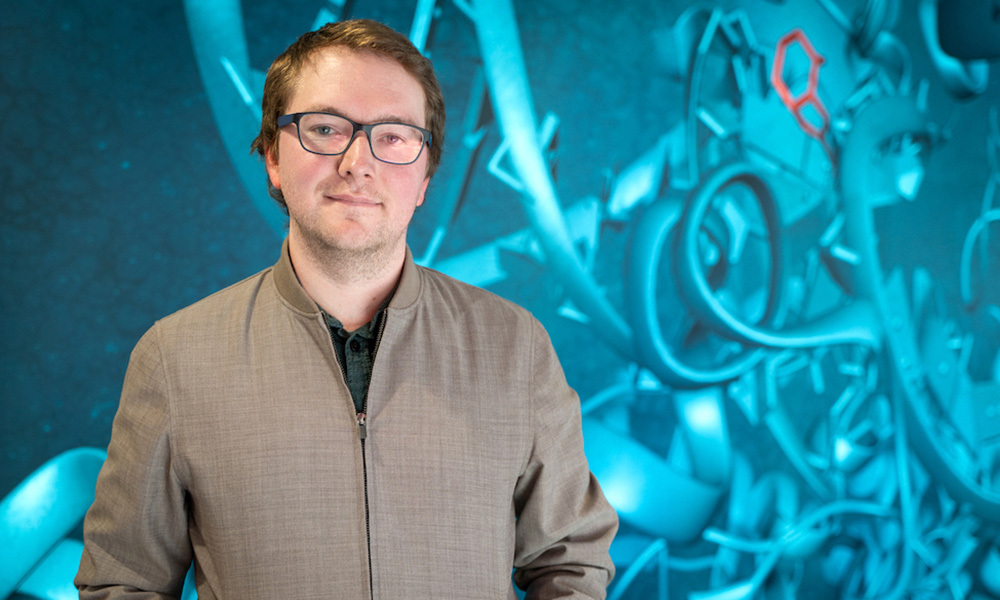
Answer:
[
  {"left": 414, "top": 265, "right": 536, "bottom": 325},
  {"left": 152, "top": 266, "right": 278, "bottom": 338}
]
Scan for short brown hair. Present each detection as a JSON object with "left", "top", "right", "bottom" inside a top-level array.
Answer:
[{"left": 250, "top": 19, "right": 446, "bottom": 210}]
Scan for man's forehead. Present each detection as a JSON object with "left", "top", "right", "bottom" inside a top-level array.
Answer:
[
  {"left": 299, "top": 45, "right": 397, "bottom": 77},
  {"left": 289, "top": 46, "right": 427, "bottom": 123}
]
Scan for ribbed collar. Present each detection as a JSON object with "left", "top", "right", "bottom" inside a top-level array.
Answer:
[{"left": 272, "top": 238, "right": 422, "bottom": 315}]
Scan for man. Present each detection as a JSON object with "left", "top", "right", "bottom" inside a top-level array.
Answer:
[{"left": 76, "top": 19, "right": 617, "bottom": 599}]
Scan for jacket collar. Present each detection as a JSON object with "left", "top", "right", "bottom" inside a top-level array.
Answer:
[{"left": 272, "top": 238, "right": 422, "bottom": 315}]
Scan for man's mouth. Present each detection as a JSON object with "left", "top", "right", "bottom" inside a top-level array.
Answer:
[{"left": 326, "top": 193, "right": 379, "bottom": 207}]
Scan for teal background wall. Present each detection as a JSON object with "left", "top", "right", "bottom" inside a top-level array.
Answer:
[{"left": 3, "top": 0, "right": 1000, "bottom": 598}]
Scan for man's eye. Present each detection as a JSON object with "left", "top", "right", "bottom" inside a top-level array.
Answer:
[{"left": 376, "top": 128, "right": 417, "bottom": 145}]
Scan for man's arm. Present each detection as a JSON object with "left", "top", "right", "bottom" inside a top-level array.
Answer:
[
  {"left": 75, "top": 324, "right": 192, "bottom": 599},
  {"left": 512, "top": 319, "right": 619, "bottom": 599}
]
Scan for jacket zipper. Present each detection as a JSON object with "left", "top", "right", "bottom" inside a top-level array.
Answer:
[
  {"left": 359, "top": 314, "right": 387, "bottom": 598},
  {"left": 358, "top": 420, "right": 372, "bottom": 599},
  {"left": 325, "top": 312, "right": 387, "bottom": 600}
]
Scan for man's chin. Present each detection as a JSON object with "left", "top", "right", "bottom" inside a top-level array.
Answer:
[{"left": 312, "top": 231, "right": 386, "bottom": 258}]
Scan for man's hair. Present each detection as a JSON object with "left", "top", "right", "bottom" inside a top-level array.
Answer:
[{"left": 250, "top": 19, "right": 446, "bottom": 209}]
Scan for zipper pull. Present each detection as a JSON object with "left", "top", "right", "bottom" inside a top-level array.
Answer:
[{"left": 357, "top": 412, "right": 367, "bottom": 440}]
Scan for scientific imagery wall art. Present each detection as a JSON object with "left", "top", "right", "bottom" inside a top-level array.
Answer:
[{"left": 2, "top": 0, "right": 999, "bottom": 598}]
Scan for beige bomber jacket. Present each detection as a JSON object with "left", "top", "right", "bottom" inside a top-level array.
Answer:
[{"left": 76, "top": 241, "right": 618, "bottom": 599}]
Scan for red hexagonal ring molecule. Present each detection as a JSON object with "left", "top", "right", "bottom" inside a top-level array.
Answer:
[{"left": 771, "top": 29, "right": 833, "bottom": 159}]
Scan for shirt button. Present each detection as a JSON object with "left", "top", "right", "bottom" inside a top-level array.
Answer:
[{"left": 350, "top": 339, "right": 362, "bottom": 352}]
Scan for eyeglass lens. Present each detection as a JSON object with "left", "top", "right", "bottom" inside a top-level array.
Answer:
[{"left": 296, "top": 113, "right": 426, "bottom": 164}]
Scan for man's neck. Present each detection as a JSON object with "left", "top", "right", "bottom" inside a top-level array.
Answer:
[{"left": 288, "top": 237, "right": 405, "bottom": 331}]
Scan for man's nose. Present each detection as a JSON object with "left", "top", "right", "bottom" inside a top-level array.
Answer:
[{"left": 338, "top": 131, "right": 376, "bottom": 176}]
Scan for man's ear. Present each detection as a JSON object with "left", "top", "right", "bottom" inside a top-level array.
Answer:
[
  {"left": 416, "top": 177, "right": 429, "bottom": 207},
  {"left": 264, "top": 145, "right": 281, "bottom": 191}
]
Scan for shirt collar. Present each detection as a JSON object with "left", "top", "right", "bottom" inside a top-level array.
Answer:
[{"left": 323, "top": 288, "right": 394, "bottom": 338}]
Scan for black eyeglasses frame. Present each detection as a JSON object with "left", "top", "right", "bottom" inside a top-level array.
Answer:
[{"left": 276, "top": 112, "right": 432, "bottom": 165}]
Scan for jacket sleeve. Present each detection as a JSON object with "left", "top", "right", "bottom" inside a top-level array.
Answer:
[
  {"left": 512, "top": 319, "right": 619, "bottom": 599},
  {"left": 75, "top": 324, "right": 192, "bottom": 599}
]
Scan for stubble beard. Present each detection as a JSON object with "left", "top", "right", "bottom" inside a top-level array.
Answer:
[{"left": 291, "top": 200, "right": 406, "bottom": 284}]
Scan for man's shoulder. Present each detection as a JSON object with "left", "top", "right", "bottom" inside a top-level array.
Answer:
[
  {"left": 414, "top": 264, "right": 536, "bottom": 324},
  {"left": 155, "top": 265, "right": 278, "bottom": 333}
]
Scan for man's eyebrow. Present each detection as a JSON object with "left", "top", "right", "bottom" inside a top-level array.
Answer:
[
  {"left": 305, "top": 106, "right": 421, "bottom": 126},
  {"left": 306, "top": 105, "right": 345, "bottom": 116}
]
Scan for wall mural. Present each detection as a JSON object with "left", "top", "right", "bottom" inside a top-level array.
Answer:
[{"left": 2, "top": 0, "right": 999, "bottom": 598}]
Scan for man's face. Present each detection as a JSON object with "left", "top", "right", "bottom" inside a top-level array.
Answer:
[{"left": 266, "top": 46, "right": 430, "bottom": 261}]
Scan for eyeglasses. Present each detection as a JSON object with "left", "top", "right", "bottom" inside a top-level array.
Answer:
[{"left": 276, "top": 112, "right": 432, "bottom": 165}]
